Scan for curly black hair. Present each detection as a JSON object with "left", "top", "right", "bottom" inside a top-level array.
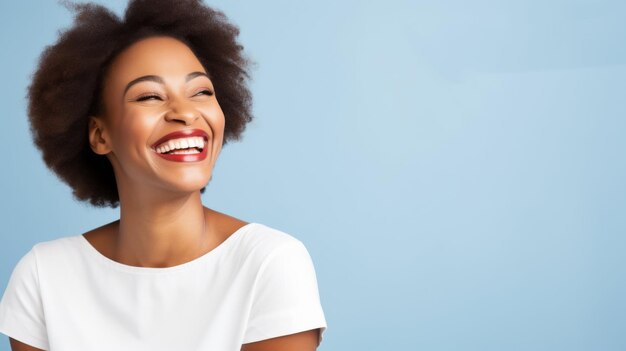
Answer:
[{"left": 27, "top": 0, "right": 253, "bottom": 208}]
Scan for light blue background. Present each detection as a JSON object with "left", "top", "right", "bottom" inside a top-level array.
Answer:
[{"left": 1, "top": 0, "right": 625, "bottom": 350}]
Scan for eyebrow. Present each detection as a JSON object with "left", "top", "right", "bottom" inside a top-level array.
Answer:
[{"left": 123, "top": 71, "right": 210, "bottom": 96}]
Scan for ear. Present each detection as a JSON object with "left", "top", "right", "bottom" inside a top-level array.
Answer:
[{"left": 88, "top": 116, "right": 112, "bottom": 155}]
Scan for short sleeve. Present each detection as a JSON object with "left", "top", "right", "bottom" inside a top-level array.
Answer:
[
  {"left": 243, "top": 240, "right": 327, "bottom": 346},
  {"left": 0, "top": 248, "right": 49, "bottom": 350}
]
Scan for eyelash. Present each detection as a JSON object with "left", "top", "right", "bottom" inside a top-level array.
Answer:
[{"left": 136, "top": 89, "right": 214, "bottom": 102}]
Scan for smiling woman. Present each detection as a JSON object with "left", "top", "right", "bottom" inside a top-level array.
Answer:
[
  {"left": 0, "top": 1, "right": 327, "bottom": 351},
  {"left": 88, "top": 36, "right": 227, "bottom": 200}
]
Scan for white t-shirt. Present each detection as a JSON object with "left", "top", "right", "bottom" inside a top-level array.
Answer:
[{"left": 0, "top": 222, "right": 327, "bottom": 350}]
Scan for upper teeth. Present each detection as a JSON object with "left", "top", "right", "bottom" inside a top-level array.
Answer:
[{"left": 155, "top": 136, "right": 205, "bottom": 154}]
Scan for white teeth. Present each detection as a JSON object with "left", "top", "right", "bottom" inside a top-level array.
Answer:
[
  {"left": 170, "top": 149, "right": 200, "bottom": 155},
  {"left": 155, "top": 136, "right": 206, "bottom": 154}
]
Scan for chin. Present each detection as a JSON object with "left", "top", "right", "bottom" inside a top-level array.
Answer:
[
  {"left": 177, "top": 179, "right": 212, "bottom": 193},
  {"left": 159, "top": 171, "right": 212, "bottom": 194}
]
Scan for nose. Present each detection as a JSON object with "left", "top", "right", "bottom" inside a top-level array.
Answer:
[{"left": 164, "top": 97, "right": 200, "bottom": 126}]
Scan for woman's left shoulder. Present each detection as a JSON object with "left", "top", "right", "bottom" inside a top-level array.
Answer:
[
  {"left": 207, "top": 207, "right": 303, "bottom": 249},
  {"left": 241, "top": 222, "right": 304, "bottom": 252}
]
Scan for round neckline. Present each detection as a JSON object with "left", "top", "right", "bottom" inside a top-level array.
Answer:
[{"left": 77, "top": 222, "right": 257, "bottom": 275}]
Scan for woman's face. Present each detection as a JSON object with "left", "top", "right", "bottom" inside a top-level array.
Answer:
[{"left": 89, "top": 36, "right": 225, "bottom": 197}]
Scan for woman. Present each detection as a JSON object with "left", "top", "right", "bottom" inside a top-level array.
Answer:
[{"left": 0, "top": 1, "right": 327, "bottom": 350}]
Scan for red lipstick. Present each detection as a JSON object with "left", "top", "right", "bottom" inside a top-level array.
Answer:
[{"left": 151, "top": 129, "right": 209, "bottom": 163}]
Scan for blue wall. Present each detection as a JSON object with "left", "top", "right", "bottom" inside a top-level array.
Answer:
[{"left": 1, "top": 0, "right": 625, "bottom": 350}]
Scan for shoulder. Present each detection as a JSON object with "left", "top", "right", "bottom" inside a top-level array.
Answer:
[
  {"left": 240, "top": 222, "right": 306, "bottom": 256},
  {"left": 239, "top": 223, "right": 320, "bottom": 283},
  {"left": 30, "top": 234, "right": 84, "bottom": 260},
  {"left": 218, "top": 220, "right": 313, "bottom": 275},
  {"left": 205, "top": 207, "right": 305, "bottom": 256},
  {"left": 3, "top": 234, "right": 83, "bottom": 285},
  {"left": 4, "top": 231, "right": 97, "bottom": 283},
  {"left": 246, "top": 223, "right": 303, "bottom": 246}
]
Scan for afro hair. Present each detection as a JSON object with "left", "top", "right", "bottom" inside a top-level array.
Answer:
[{"left": 28, "top": 0, "right": 253, "bottom": 208}]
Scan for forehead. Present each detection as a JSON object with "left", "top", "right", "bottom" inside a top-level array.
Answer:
[{"left": 104, "top": 36, "right": 206, "bottom": 90}]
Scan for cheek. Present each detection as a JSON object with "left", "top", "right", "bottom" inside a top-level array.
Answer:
[
  {"left": 215, "top": 112, "right": 226, "bottom": 134},
  {"left": 203, "top": 104, "right": 226, "bottom": 135},
  {"left": 111, "top": 111, "right": 156, "bottom": 151}
]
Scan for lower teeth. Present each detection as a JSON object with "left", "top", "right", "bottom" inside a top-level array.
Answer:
[{"left": 169, "top": 149, "right": 200, "bottom": 155}]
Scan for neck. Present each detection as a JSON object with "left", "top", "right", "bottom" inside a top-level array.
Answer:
[{"left": 114, "top": 189, "right": 210, "bottom": 268}]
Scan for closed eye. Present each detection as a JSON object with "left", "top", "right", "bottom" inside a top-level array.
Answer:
[
  {"left": 196, "top": 89, "right": 214, "bottom": 96},
  {"left": 136, "top": 94, "right": 162, "bottom": 102},
  {"left": 135, "top": 90, "right": 213, "bottom": 102}
]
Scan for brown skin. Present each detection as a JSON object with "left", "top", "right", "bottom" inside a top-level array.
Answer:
[
  {"left": 10, "top": 36, "right": 321, "bottom": 350},
  {"left": 240, "top": 329, "right": 321, "bottom": 351},
  {"left": 9, "top": 338, "right": 44, "bottom": 351},
  {"left": 11, "top": 328, "right": 320, "bottom": 351},
  {"left": 88, "top": 36, "right": 226, "bottom": 268}
]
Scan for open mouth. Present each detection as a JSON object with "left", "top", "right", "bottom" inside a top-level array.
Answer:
[
  {"left": 154, "top": 136, "right": 206, "bottom": 155},
  {"left": 151, "top": 129, "right": 210, "bottom": 162}
]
